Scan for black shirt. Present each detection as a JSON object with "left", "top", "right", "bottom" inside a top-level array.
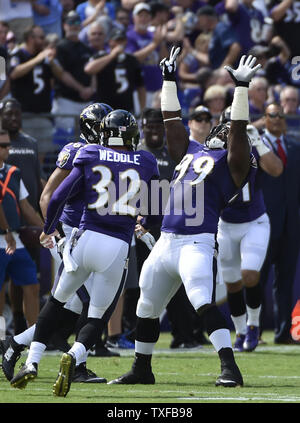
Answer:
[
  {"left": 93, "top": 51, "right": 144, "bottom": 113},
  {"left": 7, "top": 131, "right": 42, "bottom": 211},
  {"left": 54, "top": 38, "right": 92, "bottom": 102},
  {"left": 9, "top": 47, "right": 53, "bottom": 113}
]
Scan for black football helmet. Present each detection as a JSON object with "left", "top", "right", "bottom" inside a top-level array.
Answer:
[
  {"left": 205, "top": 122, "right": 230, "bottom": 149},
  {"left": 219, "top": 106, "right": 231, "bottom": 124},
  {"left": 100, "top": 109, "right": 140, "bottom": 150},
  {"left": 80, "top": 103, "right": 113, "bottom": 143}
]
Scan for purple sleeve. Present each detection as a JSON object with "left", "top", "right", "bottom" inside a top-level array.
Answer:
[{"left": 43, "top": 166, "right": 84, "bottom": 234}]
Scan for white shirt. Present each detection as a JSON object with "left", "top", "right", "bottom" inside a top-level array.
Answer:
[{"left": 262, "top": 129, "right": 287, "bottom": 155}]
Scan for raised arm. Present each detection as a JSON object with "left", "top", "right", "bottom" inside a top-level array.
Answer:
[
  {"left": 160, "top": 46, "right": 190, "bottom": 164},
  {"left": 39, "top": 167, "right": 71, "bottom": 220},
  {"left": 224, "top": 55, "right": 261, "bottom": 187}
]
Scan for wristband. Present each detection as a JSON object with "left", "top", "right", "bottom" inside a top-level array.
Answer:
[
  {"left": 230, "top": 86, "right": 249, "bottom": 121},
  {"left": 161, "top": 81, "right": 181, "bottom": 112}
]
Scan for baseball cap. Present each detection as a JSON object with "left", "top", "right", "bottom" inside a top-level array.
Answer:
[
  {"left": 65, "top": 11, "right": 81, "bottom": 25},
  {"left": 110, "top": 28, "right": 127, "bottom": 41},
  {"left": 189, "top": 105, "right": 212, "bottom": 120},
  {"left": 197, "top": 5, "right": 217, "bottom": 17},
  {"left": 133, "top": 2, "right": 151, "bottom": 16}
]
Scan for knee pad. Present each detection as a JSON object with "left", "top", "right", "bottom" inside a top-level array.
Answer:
[
  {"left": 88, "top": 304, "right": 108, "bottom": 319},
  {"left": 184, "top": 278, "right": 212, "bottom": 311},
  {"left": 136, "top": 297, "right": 156, "bottom": 319}
]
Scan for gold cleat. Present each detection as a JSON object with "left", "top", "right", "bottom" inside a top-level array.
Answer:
[{"left": 53, "top": 353, "right": 76, "bottom": 397}]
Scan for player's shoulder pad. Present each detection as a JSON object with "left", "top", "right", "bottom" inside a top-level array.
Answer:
[
  {"left": 56, "top": 141, "right": 85, "bottom": 169},
  {"left": 73, "top": 143, "right": 99, "bottom": 166}
]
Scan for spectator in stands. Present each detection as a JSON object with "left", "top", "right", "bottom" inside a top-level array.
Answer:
[
  {"left": 9, "top": 24, "right": 90, "bottom": 161},
  {"left": 31, "top": 0, "right": 63, "bottom": 38},
  {"left": 0, "top": 0, "right": 34, "bottom": 44},
  {"left": 196, "top": 5, "right": 241, "bottom": 70},
  {"left": 0, "top": 20, "right": 9, "bottom": 100},
  {"left": 51, "top": 11, "right": 95, "bottom": 134},
  {"left": 126, "top": 2, "right": 168, "bottom": 110},
  {"left": 86, "top": 20, "right": 107, "bottom": 53},
  {"left": 248, "top": 76, "right": 269, "bottom": 130},
  {"left": 1, "top": 98, "right": 44, "bottom": 334},
  {"left": 85, "top": 28, "right": 145, "bottom": 113},
  {"left": 268, "top": 0, "right": 300, "bottom": 60},
  {"left": 114, "top": 7, "right": 131, "bottom": 32},
  {"left": 280, "top": 85, "right": 300, "bottom": 140},
  {"left": 0, "top": 129, "right": 44, "bottom": 331},
  {"left": 216, "top": 0, "right": 266, "bottom": 55},
  {"left": 260, "top": 102, "right": 300, "bottom": 344},
  {"left": 203, "top": 84, "right": 227, "bottom": 125},
  {"left": 76, "top": 0, "right": 115, "bottom": 28}
]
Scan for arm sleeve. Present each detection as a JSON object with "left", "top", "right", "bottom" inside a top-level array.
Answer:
[{"left": 43, "top": 166, "right": 84, "bottom": 234}]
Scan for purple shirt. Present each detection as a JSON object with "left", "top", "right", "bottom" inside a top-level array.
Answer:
[
  {"left": 216, "top": 1, "right": 265, "bottom": 54},
  {"left": 221, "top": 148, "right": 266, "bottom": 223},
  {"left": 161, "top": 141, "right": 252, "bottom": 235},
  {"left": 45, "top": 144, "right": 159, "bottom": 245},
  {"left": 125, "top": 29, "right": 162, "bottom": 92},
  {"left": 56, "top": 142, "right": 85, "bottom": 228}
]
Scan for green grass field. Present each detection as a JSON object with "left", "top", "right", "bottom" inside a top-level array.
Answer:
[{"left": 1, "top": 331, "right": 299, "bottom": 406}]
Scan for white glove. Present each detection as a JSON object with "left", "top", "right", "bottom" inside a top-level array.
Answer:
[
  {"left": 139, "top": 232, "right": 156, "bottom": 251},
  {"left": 247, "top": 124, "right": 270, "bottom": 156},
  {"left": 224, "top": 55, "right": 261, "bottom": 87}
]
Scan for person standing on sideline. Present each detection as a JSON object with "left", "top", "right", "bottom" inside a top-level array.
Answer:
[
  {"left": 0, "top": 129, "right": 44, "bottom": 330},
  {"left": 259, "top": 103, "right": 300, "bottom": 344}
]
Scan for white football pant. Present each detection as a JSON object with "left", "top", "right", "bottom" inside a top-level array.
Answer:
[
  {"left": 54, "top": 230, "right": 129, "bottom": 319},
  {"left": 137, "top": 232, "right": 216, "bottom": 319},
  {"left": 217, "top": 212, "right": 270, "bottom": 283}
]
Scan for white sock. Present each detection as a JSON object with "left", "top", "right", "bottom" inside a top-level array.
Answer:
[
  {"left": 231, "top": 314, "right": 247, "bottom": 335},
  {"left": 76, "top": 350, "right": 89, "bottom": 365},
  {"left": 135, "top": 340, "right": 156, "bottom": 355},
  {"left": 246, "top": 305, "right": 261, "bottom": 327},
  {"left": 26, "top": 341, "right": 46, "bottom": 365},
  {"left": 14, "top": 324, "right": 36, "bottom": 347},
  {"left": 209, "top": 328, "right": 232, "bottom": 352},
  {"left": 68, "top": 341, "right": 87, "bottom": 365}
]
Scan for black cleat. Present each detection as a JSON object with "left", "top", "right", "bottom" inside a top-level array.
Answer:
[
  {"left": 215, "top": 361, "right": 243, "bottom": 387},
  {"left": 10, "top": 362, "right": 38, "bottom": 389},
  {"left": 108, "top": 369, "right": 155, "bottom": 385},
  {"left": 53, "top": 352, "right": 76, "bottom": 397},
  {"left": 0, "top": 336, "right": 25, "bottom": 381},
  {"left": 72, "top": 362, "right": 107, "bottom": 383}
]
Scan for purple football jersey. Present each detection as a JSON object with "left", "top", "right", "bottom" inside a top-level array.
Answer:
[
  {"left": 56, "top": 142, "right": 85, "bottom": 228},
  {"left": 45, "top": 144, "right": 159, "bottom": 245},
  {"left": 161, "top": 140, "right": 256, "bottom": 235},
  {"left": 220, "top": 148, "right": 266, "bottom": 223}
]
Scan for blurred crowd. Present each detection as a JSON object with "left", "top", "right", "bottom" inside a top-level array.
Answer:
[{"left": 0, "top": 0, "right": 300, "bottom": 349}]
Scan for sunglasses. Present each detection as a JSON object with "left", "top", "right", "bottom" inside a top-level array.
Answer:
[
  {"left": 194, "top": 116, "right": 211, "bottom": 123},
  {"left": 0, "top": 143, "right": 11, "bottom": 148},
  {"left": 266, "top": 112, "right": 285, "bottom": 119}
]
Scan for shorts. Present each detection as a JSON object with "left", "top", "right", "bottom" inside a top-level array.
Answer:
[
  {"left": 217, "top": 213, "right": 270, "bottom": 283},
  {"left": 0, "top": 248, "right": 39, "bottom": 289}
]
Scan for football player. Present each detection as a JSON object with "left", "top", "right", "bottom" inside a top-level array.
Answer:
[
  {"left": 217, "top": 112, "right": 283, "bottom": 352},
  {"left": 108, "top": 48, "right": 261, "bottom": 388},
  {"left": 10, "top": 109, "right": 159, "bottom": 398},
  {"left": 1, "top": 103, "right": 113, "bottom": 384}
]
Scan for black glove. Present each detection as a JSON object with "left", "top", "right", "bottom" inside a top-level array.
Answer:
[
  {"left": 159, "top": 46, "right": 181, "bottom": 81},
  {"left": 224, "top": 55, "right": 261, "bottom": 87}
]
